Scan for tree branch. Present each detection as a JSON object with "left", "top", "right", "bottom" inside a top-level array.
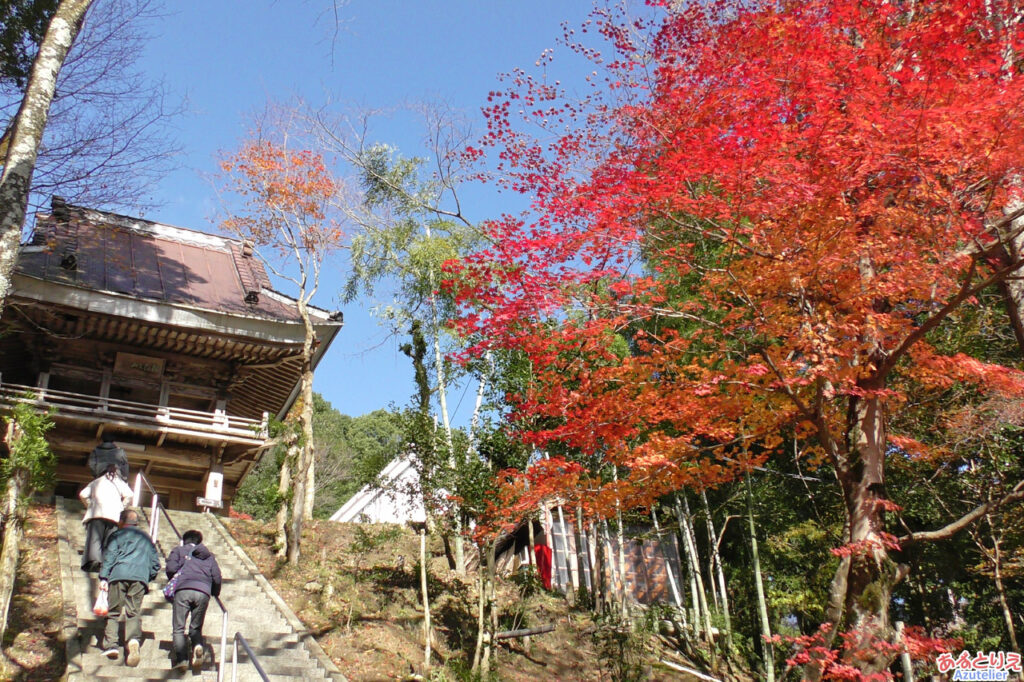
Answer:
[
  {"left": 899, "top": 479, "right": 1024, "bottom": 547},
  {"left": 879, "top": 255, "right": 1024, "bottom": 376}
]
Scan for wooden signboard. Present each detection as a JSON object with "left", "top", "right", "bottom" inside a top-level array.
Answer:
[{"left": 113, "top": 352, "right": 165, "bottom": 379}]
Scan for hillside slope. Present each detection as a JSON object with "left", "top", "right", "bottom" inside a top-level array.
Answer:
[{"left": 222, "top": 517, "right": 685, "bottom": 681}]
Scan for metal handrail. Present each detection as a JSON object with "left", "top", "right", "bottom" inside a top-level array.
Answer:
[
  {"left": 231, "top": 632, "right": 271, "bottom": 682},
  {"left": 133, "top": 472, "right": 230, "bottom": 682}
]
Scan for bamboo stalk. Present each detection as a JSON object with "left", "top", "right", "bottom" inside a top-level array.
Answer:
[
  {"left": 702, "top": 489, "right": 734, "bottom": 653},
  {"left": 746, "top": 474, "right": 774, "bottom": 682},
  {"left": 677, "top": 493, "right": 714, "bottom": 642},
  {"left": 419, "top": 527, "right": 432, "bottom": 671}
]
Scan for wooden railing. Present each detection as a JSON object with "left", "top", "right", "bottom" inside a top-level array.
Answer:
[{"left": 0, "top": 379, "right": 268, "bottom": 443}]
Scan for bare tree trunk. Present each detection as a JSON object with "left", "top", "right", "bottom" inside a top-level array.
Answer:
[
  {"left": 527, "top": 514, "right": 537, "bottom": 570},
  {"left": 467, "top": 352, "right": 493, "bottom": 447},
  {"left": 576, "top": 506, "right": 593, "bottom": 603},
  {"left": 420, "top": 527, "right": 432, "bottom": 672},
  {"left": 424, "top": 224, "right": 464, "bottom": 575},
  {"left": 287, "top": 301, "right": 316, "bottom": 563},
  {"left": 803, "top": 519, "right": 851, "bottom": 682},
  {"left": 895, "top": 621, "right": 915, "bottom": 682},
  {"left": 555, "top": 503, "right": 577, "bottom": 601},
  {"left": 590, "top": 522, "right": 605, "bottom": 616},
  {"left": 474, "top": 541, "right": 498, "bottom": 674},
  {"left": 989, "top": 528, "right": 1022, "bottom": 667},
  {"left": 674, "top": 501, "right": 700, "bottom": 632},
  {"left": 483, "top": 542, "right": 497, "bottom": 674},
  {"left": 275, "top": 443, "right": 294, "bottom": 557},
  {"left": 600, "top": 520, "right": 621, "bottom": 618},
  {"left": 702, "top": 489, "right": 734, "bottom": 653},
  {"left": 0, "top": 469, "right": 27, "bottom": 643},
  {"left": 999, "top": 199, "right": 1024, "bottom": 353},
  {"left": 472, "top": 545, "right": 486, "bottom": 671},
  {"left": 995, "top": 0, "right": 1024, "bottom": 354},
  {"left": 304, "top": 457, "right": 315, "bottom": 521},
  {"left": 700, "top": 498, "right": 721, "bottom": 616},
  {"left": 0, "top": 0, "right": 95, "bottom": 311},
  {"left": 834, "top": 393, "right": 898, "bottom": 673},
  {"left": 746, "top": 475, "right": 775, "bottom": 682}
]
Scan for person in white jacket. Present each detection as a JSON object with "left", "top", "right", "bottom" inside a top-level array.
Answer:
[{"left": 80, "top": 465, "right": 134, "bottom": 572}]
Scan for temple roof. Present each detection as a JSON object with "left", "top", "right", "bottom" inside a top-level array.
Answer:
[{"left": 17, "top": 200, "right": 311, "bottom": 323}]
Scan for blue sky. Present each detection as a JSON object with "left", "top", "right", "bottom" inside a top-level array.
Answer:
[{"left": 134, "top": 1, "right": 595, "bottom": 422}]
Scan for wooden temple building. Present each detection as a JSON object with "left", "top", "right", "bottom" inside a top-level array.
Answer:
[{"left": 0, "top": 198, "right": 343, "bottom": 510}]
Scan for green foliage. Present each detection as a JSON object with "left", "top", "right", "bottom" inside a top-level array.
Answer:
[
  {"left": 0, "top": 0, "right": 57, "bottom": 88},
  {"left": 590, "top": 612, "right": 657, "bottom": 682},
  {"left": 313, "top": 396, "right": 405, "bottom": 517},
  {"left": 1, "top": 402, "right": 56, "bottom": 492},
  {"left": 429, "top": 657, "right": 499, "bottom": 682},
  {"left": 233, "top": 394, "right": 405, "bottom": 520},
  {"left": 350, "top": 523, "right": 403, "bottom": 556},
  {"left": 881, "top": 286, "right": 1024, "bottom": 651},
  {"left": 508, "top": 564, "right": 543, "bottom": 599},
  {"left": 345, "top": 143, "right": 481, "bottom": 322},
  {"left": 474, "top": 425, "right": 531, "bottom": 476},
  {"left": 763, "top": 519, "right": 836, "bottom": 624},
  {"left": 231, "top": 451, "right": 283, "bottom": 521}
]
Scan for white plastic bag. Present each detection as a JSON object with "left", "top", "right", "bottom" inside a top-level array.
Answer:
[{"left": 93, "top": 586, "right": 109, "bottom": 617}]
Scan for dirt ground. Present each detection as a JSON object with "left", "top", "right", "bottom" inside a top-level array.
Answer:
[
  {"left": 222, "top": 517, "right": 667, "bottom": 681},
  {"left": 1, "top": 504, "right": 65, "bottom": 682}
]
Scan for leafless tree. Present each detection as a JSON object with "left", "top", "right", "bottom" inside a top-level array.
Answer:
[
  {"left": 0, "top": 0, "right": 95, "bottom": 312},
  {"left": 1, "top": 0, "right": 181, "bottom": 218}
]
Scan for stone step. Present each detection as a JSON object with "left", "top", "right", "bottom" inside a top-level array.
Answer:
[
  {"left": 78, "top": 649, "right": 318, "bottom": 672},
  {"left": 57, "top": 498, "right": 344, "bottom": 682},
  {"left": 72, "top": 661, "right": 327, "bottom": 682}
]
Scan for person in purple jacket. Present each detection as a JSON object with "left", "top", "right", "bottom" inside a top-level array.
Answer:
[{"left": 166, "top": 529, "right": 222, "bottom": 673}]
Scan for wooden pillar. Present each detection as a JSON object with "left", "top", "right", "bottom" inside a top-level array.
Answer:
[
  {"left": 214, "top": 399, "right": 228, "bottom": 430},
  {"left": 36, "top": 371, "right": 49, "bottom": 401},
  {"left": 100, "top": 370, "right": 112, "bottom": 412}
]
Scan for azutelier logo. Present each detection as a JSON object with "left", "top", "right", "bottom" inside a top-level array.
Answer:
[{"left": 936, "top": 651, "right": 1022, "bottom": 681}]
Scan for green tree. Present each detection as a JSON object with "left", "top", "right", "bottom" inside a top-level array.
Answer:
[
  {"left": 310, "top": 105, "right": 489, "bottom": 574},
  {"left": 233, "top": 396, "right": 404, "bottom": 522},
  {"left": 311, "top": 398, "right": 404, "bottom": 518},
  {"left": 0, "top": 0, "right": 58, "bottom": 87}
]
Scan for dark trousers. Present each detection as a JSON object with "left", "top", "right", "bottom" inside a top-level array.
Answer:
[
  {"left": 171, "top": 588, "right": 210, "bottom": 664},
  {"left": 82, "top": 519, "right": 117, "bottom": 571},
  {"left": 102, "top": 580, "right": 146, "bottom": 649}
]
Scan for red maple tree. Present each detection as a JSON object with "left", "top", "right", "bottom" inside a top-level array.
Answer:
[{"left": 451, "top": 0, "right": 1024, "bottom": 675}]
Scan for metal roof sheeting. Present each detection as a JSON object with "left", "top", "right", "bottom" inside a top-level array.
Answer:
[{"left": 19, "top": 206, "right": 304, "bottom": 323}]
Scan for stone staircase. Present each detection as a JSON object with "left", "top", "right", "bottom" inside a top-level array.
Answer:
[{"left": 57, "top": 498, "right": 345, "bottom": 681}]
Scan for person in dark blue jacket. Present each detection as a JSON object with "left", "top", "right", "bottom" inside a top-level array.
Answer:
[
  {"left": 166, "top": 529, "right": 222, "bottom": 672},
  {"left": 98, "top": 508, "right": 160, "bottom": 667}
]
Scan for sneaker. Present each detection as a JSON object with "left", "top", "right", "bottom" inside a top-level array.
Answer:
[
  {"left": 125, "top": 639, "right": 140, "bottom": 667},
  {"left": 191, "top": 644, "right": 204, "bottom": 672},
  {"left": 172, "top": 659, "right": 188, "bottom": 672},
  {"left": 102, "top": 647, "right": 119, "bottom": 660}
]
